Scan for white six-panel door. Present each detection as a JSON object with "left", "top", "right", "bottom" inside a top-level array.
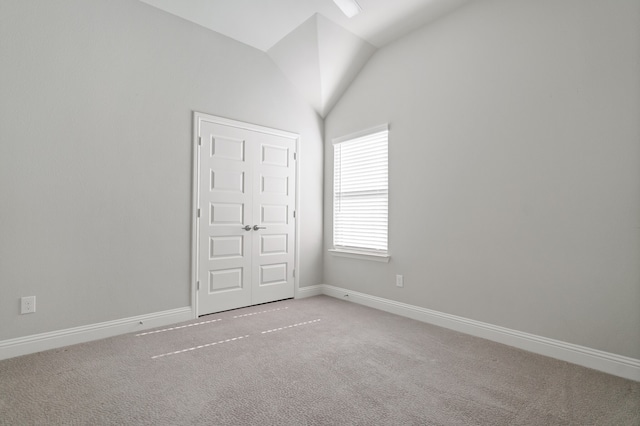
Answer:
[{"left": 195, "top": 114, "right": 297, "bottom": 316}]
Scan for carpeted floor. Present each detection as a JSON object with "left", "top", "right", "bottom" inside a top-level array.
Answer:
[{"left": 0, "top": 295, "right": 638, "bottom": 425}]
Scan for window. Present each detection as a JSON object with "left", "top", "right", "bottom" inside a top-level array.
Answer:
[{"left": 331, "top": 124, "right": 389, "bottom": 261}]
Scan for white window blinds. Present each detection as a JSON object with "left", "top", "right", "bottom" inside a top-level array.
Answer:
[{"left": 333, "top": 125, "right": 388, "bottom": 254}]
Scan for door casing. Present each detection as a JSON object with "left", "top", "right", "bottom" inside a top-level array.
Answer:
[{"left": 191, "top": 112, "right": 301, "bottom": 317}]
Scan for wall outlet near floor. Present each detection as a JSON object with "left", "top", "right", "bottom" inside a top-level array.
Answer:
[
  {"left": 396, "top": 275, "right": 404, "bottom": 288},
  {"left": 21, "top": 296, "right": 36, "bottom": 314}
]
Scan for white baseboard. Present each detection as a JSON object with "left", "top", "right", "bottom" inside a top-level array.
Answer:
[
  {"left": 296, "top": 284, "right": 324, "bottom": 298},
  {"left": 0, "top": 307, "right": 193, "bottom": 361},
  {"left": 4, "top": 287, "right": 638, "bottom": 382},
  {"left": 320, "top": 284, "right": 640, "bottom": 382}
]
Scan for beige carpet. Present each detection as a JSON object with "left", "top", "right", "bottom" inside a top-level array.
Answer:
[{"left": 0, "top": 295, "right": 638, "bottom": 425}]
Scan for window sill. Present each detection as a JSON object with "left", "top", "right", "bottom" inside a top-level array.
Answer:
[{"left": 328, "top": 249, "right": 390, "bottom": 263}]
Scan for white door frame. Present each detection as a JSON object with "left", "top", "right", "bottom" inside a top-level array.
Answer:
[{"left": 191, "top": 112, "right": 300, "bottom": 318}]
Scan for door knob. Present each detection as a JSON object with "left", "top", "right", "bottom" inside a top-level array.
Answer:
[
  {"left": 253, "top": 225, "right": 267, "bottom": 231},
  {"left": 242, "top": 225, "right": 252, "bottom": 231}
]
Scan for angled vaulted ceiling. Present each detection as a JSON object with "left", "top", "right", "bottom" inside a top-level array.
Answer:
[
  {"left": 268, "top": 14, "right": 376, "bottom": 117},
  {"left": 138, "top": 0, "right": 472, "bottom": 116}
]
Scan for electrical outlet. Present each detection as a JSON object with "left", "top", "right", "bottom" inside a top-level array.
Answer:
[
  {"left": 21, "top": 296, "right": 36, "bottom": 314},
  {"left": 396, "top": 275, "right": 404, "bottom": 288}
]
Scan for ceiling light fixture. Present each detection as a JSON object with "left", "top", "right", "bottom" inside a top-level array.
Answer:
[{"left": 332, "top": 0, "right": 362, "bottom": 18}]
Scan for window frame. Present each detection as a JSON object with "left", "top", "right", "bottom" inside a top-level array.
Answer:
[{"left": 330, "top": 124, "right": 390, "bottom": 263}]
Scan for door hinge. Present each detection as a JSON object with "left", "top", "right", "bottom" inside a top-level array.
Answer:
[
  {"left": 197, "top": 208, "right": 201, "bottom": 218},
  {"left": 198, "top": 136, "right": 202, "bottom": 146},
  {"left": 293, "top": 152, "right": 297, "bottom": 160},
  {"left": 197, "top": 281, "right": 200, "bottom": 291},
  {"left": 293, "top": 269, "right": 295, "bottom": 278},
  {"left": 293, "top": 210, "right": 296, "bottom": 219}
]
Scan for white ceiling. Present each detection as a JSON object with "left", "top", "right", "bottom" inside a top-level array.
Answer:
[
  {"left": 139, "top": 0, "right": 472, "bottom": 51},
  {"left": 138, "top": 0, "right": 473, "bottom": 115}
]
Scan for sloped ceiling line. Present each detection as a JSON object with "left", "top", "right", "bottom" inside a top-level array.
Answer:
[
  {"left": 268, "top": 14, "right": 376, "bottom": 117},
  {"left": 137, "top": 0, "right": 473, "bottom": 117}
]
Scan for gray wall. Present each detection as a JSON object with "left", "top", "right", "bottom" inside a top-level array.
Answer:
[
  {"left": 0, "top": 0, "right": 324, "bottom": 341},
  {"left": 324, "top": 0, "right": 640, "bottom": 359}
]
